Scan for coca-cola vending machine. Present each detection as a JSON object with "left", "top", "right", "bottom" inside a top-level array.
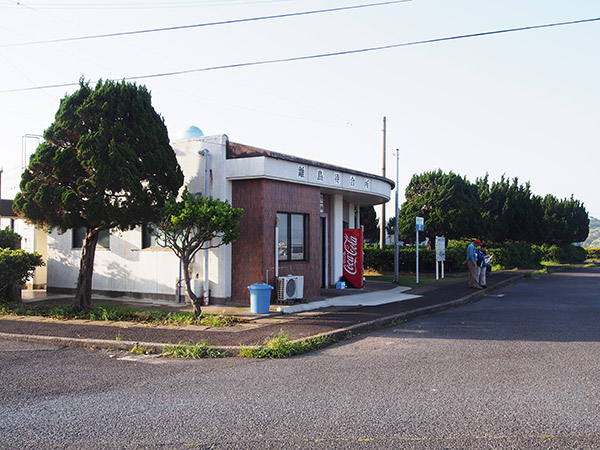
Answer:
[{"left": 342, "top": 228, "right": 363, "bottom": 288}]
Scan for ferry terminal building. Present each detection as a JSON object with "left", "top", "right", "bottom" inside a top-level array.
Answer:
[{"left": 45, "top": 131, "right": 395, "bottom": 305}]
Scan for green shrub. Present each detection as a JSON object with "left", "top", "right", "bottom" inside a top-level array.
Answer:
[
  {"left": 0, "top": 249, "right": 44, "bottom": 300},
  {"left": 585, "top": 247, "right": 600, "bottom": 260},
  {"left": 538, "top": 244, "right": 586, "bottom": 264},
  {"left": 0, "top": 227, "right": 21, "bottom": 250},
  {"left": 365, "top": 241, "right": 593, "bottom": 272},
  {"left": 488, "top": 242, "right": 542, "bottom": 269},
  {"left": 363, "top": 244, "right": 466, "bottom": 274}
]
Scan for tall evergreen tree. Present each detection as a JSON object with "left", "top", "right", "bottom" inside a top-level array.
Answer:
[
  {"left": 477, "top": 175, "right": 544, "bottom": 243},
  {"left": 359, "top": 206, "right": 380, "bottom": 244},
  {"left": 398, "top": 170, "right": 480, "bottom": 241},
  {"left": 13, "top": 79, "right": 183, "bottom": 311},
  {"left": 542, "top": 194, "right": 589, "bottom": 244}
]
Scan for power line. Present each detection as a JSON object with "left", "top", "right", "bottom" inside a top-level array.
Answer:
[
  {"left": 0, "top": 0, "right": 412, "bottom": 48},
  {"left": 2, "top": 16, "right": 599, "bottom": 94},
  {"left": 2, "top": 0, "right": 296, "bottom": 10}
]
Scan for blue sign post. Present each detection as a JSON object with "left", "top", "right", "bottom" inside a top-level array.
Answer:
[{"left": 416, "top": 217, "right": 424, "bottom": 284}]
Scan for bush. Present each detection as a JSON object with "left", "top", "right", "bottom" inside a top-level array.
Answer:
[
  {"left": 363, "top": 243, "right": 467, "bottom": 274},
  {"left": 0, "top": 227, "right": 21, "bottom": 250},
  {"left": 488, "top": 242, "right": 542, "bottom": 269},
  {"left": 365, "top": 241, "right": 591, "bottom": 272},
  {"left": 585, "top": 247, "right": 600, "bottom": 261},
  {"left": 0, "top": 249, "right": 44, "bottom": 300},
  {"left": 538, "top": 244, "right": 586, "bottom": 264}
]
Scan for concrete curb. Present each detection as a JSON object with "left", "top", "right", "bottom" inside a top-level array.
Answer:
[
  {"left": 0, "top": 331, "right": 247, "bottom": 357},
  {"left": 0, "top": 332, "right": 168, "bottom": 353},
  {"left": 0, "top": 274, "right": 522, "bottom": 357}
]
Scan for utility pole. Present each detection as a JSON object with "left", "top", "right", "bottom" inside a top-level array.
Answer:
[
  {"left": 394, "top": 148, "right": 399, "bottom": 283},
  {"left": 379, "top": 116, "right": 386, "bottom": 250}
]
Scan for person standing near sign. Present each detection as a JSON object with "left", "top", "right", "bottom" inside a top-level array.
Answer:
[
  {"left": 477, "top": 244, "right": 490, "bottom": 288},
  {"left": 466, "top": 239, "right": 482, "bottom": 289}
]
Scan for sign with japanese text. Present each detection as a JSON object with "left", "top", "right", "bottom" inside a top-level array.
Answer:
[{"left": 436, "top": 236, "right": 446, "bottom": 262}]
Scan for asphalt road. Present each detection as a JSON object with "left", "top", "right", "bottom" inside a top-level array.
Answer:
[{"left": 1, "top": 268, "right": 599, "bottom": 449}]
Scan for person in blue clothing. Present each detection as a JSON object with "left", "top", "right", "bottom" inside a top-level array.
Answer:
[
  {"left": 477, "top": 244, "right": 490, "bottom": 288},
  {"left": 466, "top": 239, "right": 482, "bottom": 289}
]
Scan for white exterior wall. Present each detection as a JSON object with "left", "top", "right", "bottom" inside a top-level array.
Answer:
[
  {"left": 46, "top": 134, "right": 234, "bottom": 301},
  {"left": 47, "top": 227, "right": 180, "bottom": 297},
  {"left": 171, "top": 134, "right": 232, "bottom": 301},
  {"left": 1, "top": 166, "right": 47, "bottom": 288}
]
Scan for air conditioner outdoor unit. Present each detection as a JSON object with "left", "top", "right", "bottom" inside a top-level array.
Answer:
[{"left": 277, "top": 275, "right": 304, "bottom": 301}]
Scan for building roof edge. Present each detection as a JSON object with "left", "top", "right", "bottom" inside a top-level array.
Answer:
[{"left": 226, "top": 141, "right": 395, "bottom": 190}]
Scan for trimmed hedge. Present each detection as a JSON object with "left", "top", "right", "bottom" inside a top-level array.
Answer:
[
  {"left": 364, "top": 242, "right": 467, "bottom": 274},
  {"left": 488, "top": 242, "right": 542, "bottom": 269},
  {"left": 585, "top": 247, "right": 600, "bottom": 260},
  {"left": 364, "top": 241, "right": 551, "bottom": 273},
  {"left": 364, "top": 241, "right": 595, "bottom": 272},
  {"left": 536, "top": 244, "right": 586, "bottom": 264}
]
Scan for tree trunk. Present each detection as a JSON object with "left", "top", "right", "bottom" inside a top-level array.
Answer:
[
  {"left": 182, "top": 258, "right": 202, "bottom": 316},
  {"left": 74, "top": 228, "right": 99, "bottom": 312}
]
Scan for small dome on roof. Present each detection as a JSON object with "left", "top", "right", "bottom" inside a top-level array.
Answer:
[{"left": 177, "top": 125, "right": 204, "bottom": 139}]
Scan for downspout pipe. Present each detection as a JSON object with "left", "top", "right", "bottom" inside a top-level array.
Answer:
[
  {"left": 198, "top": 149, "right": 210, "bottom": 306},
  {"left": 275, "top": 216, "right": 279, "bottom": 279}
]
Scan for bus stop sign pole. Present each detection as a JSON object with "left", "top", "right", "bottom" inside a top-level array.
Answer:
[{"left": 416, "top": 217, "right": 424, "bottom": 284}]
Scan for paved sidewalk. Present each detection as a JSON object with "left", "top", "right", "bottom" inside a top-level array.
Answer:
[{"left": 0, "top": 271, "right": 522, "bottom": 355}]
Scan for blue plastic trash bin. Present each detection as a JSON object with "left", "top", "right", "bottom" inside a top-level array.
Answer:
[{"left": 247, "top": 283, "right": 273, "bottom": 314}]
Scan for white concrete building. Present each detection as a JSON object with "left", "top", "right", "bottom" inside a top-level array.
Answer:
[{"left": 39, "top": 130, "right": 394, "bottom": 304}]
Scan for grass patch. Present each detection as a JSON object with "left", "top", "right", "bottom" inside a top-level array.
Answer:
[
  {"left": 0, "top": 301, "right": 241, "bottom": 327},
  {"left": 130, "top": 344, "right": 154, "bottom": 355},
  {"left": 239, "top": 329, "right": 343, "bottom": 359},
  {"left": 533, "top": 265, "right": 576, "bottom": 276},
  {"left": 364, "top": 271, "right": 437, "bottom": 288},
  {"left": 162, "top": 341, "right": 226, "bottom": 359},
  {"left": 536, "top": 264, "right": 577, "bottom": 275}
]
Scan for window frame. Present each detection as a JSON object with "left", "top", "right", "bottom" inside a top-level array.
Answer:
[
  {"left": 277, "top": 212, "right": 308, "bottom": 262},
  {"left": 72, "top": 227, "right": 110, "bottom": 249},
  {"left": 141, "top": 223, "right": 159, "bottom": 249}
]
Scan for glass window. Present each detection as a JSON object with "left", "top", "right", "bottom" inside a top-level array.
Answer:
[
  {"left": 72, "top": 227, "right": 110, "bottom": 249},
  {"left": 291, "top": 214, "right": 305, "bottom": 261},
  {"left": 142, "top": 224, "right": 158, "bottom": 249},
  {"left": 277, "top": 213, "right": 288, "bottom": 261},
  {"left": 278, "top": 213, "right": 306, "bottom": 262}
]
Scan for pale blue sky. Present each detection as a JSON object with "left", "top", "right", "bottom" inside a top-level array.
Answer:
[{"left": 1, "top": 0, "right": 599, "bottom": 220}]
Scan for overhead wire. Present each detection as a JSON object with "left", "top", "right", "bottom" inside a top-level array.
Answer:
[
  {"left": 1, "top": 0, "right": 412, "bottom": 48},
  {"left": 2, "top": 0, "right": 297, "bottom": 10},
  {"left": 2, "top": 16, "right": 598, "bottom": 94}
]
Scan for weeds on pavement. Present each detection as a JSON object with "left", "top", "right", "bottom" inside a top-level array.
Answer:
[
  {"left": 239, "top": 329, "right": 343, "bottom": 359},
  {"left": 162, "top": 341, "right": 226, "bottom": 359}
]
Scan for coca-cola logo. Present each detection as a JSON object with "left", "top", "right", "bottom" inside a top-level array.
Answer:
[{"left": 343, "top": 233, "right": 358, "bottom": 275}]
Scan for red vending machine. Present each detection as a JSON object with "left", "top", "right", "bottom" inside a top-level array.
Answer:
[{"left": 342, "top": 228, "right": 363, "bottom": 288}]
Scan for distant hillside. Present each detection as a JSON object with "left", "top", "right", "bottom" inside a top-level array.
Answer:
[{"left": 583, "top": 217, "right": 600, "bottom": 247}]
